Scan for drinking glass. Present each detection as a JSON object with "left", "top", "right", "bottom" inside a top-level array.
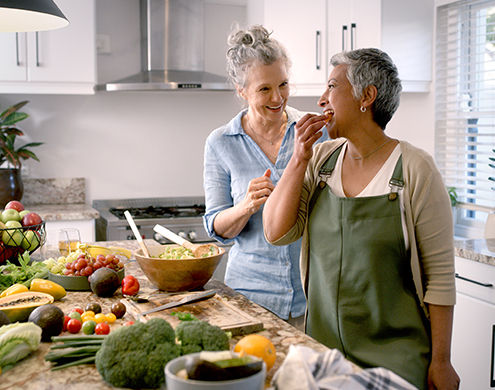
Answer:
[{"left": 58, "top": 228, "right": 81, "bottom": 256}]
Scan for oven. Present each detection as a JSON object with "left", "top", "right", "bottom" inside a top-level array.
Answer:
[{"left": 92, "top": 196, "right": 230, "bottom": 281}]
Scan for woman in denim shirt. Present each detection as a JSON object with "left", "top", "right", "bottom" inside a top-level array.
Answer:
[{"left": 203, "top": 25, "right": 328, "bottom": 327}]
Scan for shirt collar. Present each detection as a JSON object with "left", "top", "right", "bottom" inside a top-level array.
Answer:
[{"left": 225, "top": 106, "right": 299, "bottom": 137}]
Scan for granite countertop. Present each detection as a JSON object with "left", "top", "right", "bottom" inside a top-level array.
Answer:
[
  {"left": 454, "top": 238, "right": 495, "bottom": 266},
  {"left": 1, "top": 240, "right": 329, "bottom": 390}
]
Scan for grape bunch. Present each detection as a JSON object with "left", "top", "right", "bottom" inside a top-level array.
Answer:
[{"left": 44, "top": 251, "right": 124, "bottom": 277}]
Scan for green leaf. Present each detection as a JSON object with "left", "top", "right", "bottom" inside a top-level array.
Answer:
[
  {"left": 1, "top": 112, "right": 28, "bottom": 127},
  {"left": 0, "top": 101, "right": 28, "bottom": 121}
]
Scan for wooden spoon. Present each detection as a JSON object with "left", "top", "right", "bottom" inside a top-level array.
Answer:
[
  {"left": 124, "top": 210, "right": 151, "bottom": 257},
  {"left": 153, "top": 224, "right": 218, "bottom": 258}
]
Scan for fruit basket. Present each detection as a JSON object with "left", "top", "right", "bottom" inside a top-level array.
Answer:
[{"left": 0, "top": 221, "right": 46, "bottom": 265}]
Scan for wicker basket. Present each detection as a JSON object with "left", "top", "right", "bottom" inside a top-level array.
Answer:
[{"left": 0, "top": 221, "right": 46, "bottom": 265}]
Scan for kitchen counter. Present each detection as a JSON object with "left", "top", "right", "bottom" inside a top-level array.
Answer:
[
  {"left": 454, "top": 238, "right": 495, "bottom": 266},
  {"left": 0, "top": 240, "right": 328, "bottom": 390}
]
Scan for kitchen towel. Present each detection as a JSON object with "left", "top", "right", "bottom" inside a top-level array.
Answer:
[{"left": 271, "top": 345, "right": 417, "bottom": 390}]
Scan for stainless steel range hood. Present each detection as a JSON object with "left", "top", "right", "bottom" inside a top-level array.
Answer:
[{"left": 97, "top": 0, "right": 231, "bottom": 92}]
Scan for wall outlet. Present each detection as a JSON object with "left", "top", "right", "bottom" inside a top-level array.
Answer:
[{"left": 96, "top": 34, "right": 112, "bottom": 55}]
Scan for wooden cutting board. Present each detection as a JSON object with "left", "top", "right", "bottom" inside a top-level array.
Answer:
[{"left": 122, "top": 292, "right": 264, "bottom": 336}]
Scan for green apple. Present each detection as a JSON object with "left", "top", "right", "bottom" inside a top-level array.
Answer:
[
  {"left": 21, "top": 230, "right": 40, "bottom": 251},
  {"left": 19, "top": 210, "right": 30, "bottom": 219},
  {"left": 1, "top": 209, "right": 21, "bottom": 224},
  {"left": 2, "top": 220, "right": 23, "bottom": 246}
]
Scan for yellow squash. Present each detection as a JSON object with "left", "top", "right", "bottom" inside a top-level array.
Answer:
[
  {"left": 30, "top": 279, "right": 66, "bottom": 300},
  {"left": 0, "top": 283, "right": 29, "bottom": 298}
]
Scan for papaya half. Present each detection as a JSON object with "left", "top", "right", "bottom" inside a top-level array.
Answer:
[{"left": 0, "top": 291, "right": 54, "bottom": 322}]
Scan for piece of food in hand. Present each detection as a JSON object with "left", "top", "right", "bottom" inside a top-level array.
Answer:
[{"left": 324, "top": 110, "right": 334, "bottom": 123}]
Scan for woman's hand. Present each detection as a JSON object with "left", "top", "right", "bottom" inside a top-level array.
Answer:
[
  {"left": 427, "top": 359, "right": 460, "bottom": 389},
  {"left": 240, "top": 169, "right": 275, "bottom": 216},
  {"left": 293, "top": 113, "right": 328, "bottom": 164}
]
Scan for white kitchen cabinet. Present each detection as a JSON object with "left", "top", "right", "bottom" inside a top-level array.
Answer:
[
  {"left": 45, "top": 220, "right": 95, "bottom": 247},
  {"left": 327, "top": 0, "right": 381, "bottom": 55},
  {"left": 452, "top": 256, "right": 495, "bottom": 389},
  {"left": 247, "top": 0, "right": 328, "bottom": 96},
  {"left": 0, "top": 0, "right": 96, "bottom": 94},
  {"left": 248, "top": 0, "right": 431, "bottom": 95},
  {"left": 381, "top": 0, "right": 433, "bottom": 92}
]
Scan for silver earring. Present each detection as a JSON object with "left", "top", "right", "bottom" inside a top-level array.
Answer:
[{"left": 360, "top": 106, "right": 366, "bottom": 113}]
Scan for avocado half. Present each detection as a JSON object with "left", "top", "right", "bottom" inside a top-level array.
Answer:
[{"left": 0, "top": 291, "right": 54, "bottom": 322}]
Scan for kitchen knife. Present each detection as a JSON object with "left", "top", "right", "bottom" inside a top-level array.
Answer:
[{"left": 140, "top": 289, "right": 216, "bottom": 315}]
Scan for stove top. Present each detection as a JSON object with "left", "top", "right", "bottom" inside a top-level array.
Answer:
[{"left": 109, "top": 205, "right": 205, "bottom": 220}]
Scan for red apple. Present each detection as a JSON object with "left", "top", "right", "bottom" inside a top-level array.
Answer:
[
  {"left": 4, "top": 200, "right": 24, "bottom": 212},
  {"left": 21, "top": 212, "right": 43, "bottom": 227}
]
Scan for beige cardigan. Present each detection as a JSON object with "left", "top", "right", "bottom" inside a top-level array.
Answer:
[{"left": 267, "top": 139, "right": 456, "bottom": 316}]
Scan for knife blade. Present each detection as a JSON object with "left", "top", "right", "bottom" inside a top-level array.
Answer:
[{"left": 141, "top": 290, "right": 217, "bottom": 315}]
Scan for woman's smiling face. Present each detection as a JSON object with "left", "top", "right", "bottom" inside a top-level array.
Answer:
[
  {"left": 318, "top": 64, "right": 361, "bottom": 139},
  {"left": 239, "top": 59, "right": 290, "bottom": 122}
]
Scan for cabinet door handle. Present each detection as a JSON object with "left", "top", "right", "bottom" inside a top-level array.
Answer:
[
  {"left": 35, "top": 32, "right": 40, "bottom": 67},
  {"left": 341, "top": 25, "right": 348, "bottom": 51},
  {"left": 315, "top": 30, "right": 321, "bottom": 70},
  {"left": 351, "top": 23, "right": 356, "bottom": 50},
  {"left": 491, "top": 325, "right": 495, "bottom": 387},
  {"left": 15, "top": 33, "right": 20, "bottom": 66},
  {"left": 455, "top": 273, "right": 494, "bottom": 287}
]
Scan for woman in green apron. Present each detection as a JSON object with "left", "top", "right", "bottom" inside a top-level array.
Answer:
[{"left": 263, "top": 48, "right": 459, "bottom": 389}]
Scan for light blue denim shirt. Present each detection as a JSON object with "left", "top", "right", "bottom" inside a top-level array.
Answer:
[{"left": 203, "top": 106, "right": 329, "bottom": 319}]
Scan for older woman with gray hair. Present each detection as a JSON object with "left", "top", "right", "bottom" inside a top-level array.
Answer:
[
  {"left": 202, "top": 25, "right": 328, "bottom": 328},
  {"left": 263, "top": 48, "right": 460, "bottom": 389}
]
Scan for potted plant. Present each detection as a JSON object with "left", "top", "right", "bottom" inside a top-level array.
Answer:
[{"left": 0, "top": 101, "right": 43, "bottom": 208}]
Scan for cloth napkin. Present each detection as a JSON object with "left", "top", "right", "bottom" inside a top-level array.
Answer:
[{"left": 271, "top": 345, "right": 418, "bottom": 390}]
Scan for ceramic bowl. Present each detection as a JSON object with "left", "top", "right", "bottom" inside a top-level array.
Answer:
[
  {"left": 164, "top": 352, "right": 266, "bottom": 390},
  {"left": 134, "top": 244, "right": 224, "bottom": 292}
]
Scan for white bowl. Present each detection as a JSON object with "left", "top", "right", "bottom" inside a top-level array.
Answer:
[{"left": 165, "top": 352, "right": 266, "bottom": 390}]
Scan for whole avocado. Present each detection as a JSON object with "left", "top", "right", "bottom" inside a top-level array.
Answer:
[
  {"left": 0, "top": 309, "right": 10, "bottom": 326},
  {"left": 28, "top": 304, "right": 64, "bottom": 341},
  {"left": 89, "top": 267, "right": 120, "bottom": 297}
]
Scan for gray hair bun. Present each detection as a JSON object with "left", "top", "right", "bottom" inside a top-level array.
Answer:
[{"left": 226, "top": 24, "right": 290, "bottom": 88}]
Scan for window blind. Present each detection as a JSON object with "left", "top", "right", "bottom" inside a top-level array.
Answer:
[{"left": 435, "top": 0, "right": 495, "bottom": 218}]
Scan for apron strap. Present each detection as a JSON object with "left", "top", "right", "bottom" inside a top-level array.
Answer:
[
  {"left": 308, "top": 144, "right": 344, "bottom": 215},
  {"left": 388, "top": 155, "right": 404, "bottom": 201}
]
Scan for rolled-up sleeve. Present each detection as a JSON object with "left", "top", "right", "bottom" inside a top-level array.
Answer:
[{"left": 202, "top": 138, "right": 235, "bottom": 245}]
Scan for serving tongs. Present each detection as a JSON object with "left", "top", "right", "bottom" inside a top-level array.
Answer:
[
  {"left": 124, "top": 210, "right": 150, "bottom": 257},
  {"left": 153, "top": 224, "right": 218, "bottom": 257}
]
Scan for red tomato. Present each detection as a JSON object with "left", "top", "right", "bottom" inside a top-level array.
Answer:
[
  {"left": 67, "top": 319, "right": 82, "bottom": 334},
  {"left": 72, "top": 307, "right": 84, "bottom": 315},
  {"left": 95, "top": 322, "right": 110, "bottom": 335},
  {"left": 123, "top": 321, "right": 134, "bottom": 326},
  {"left": 62, "top": 315, "right": 71, "bottom": 331},
  {"left": 121, "top": 275, "right": 140, "bottom": 296}
]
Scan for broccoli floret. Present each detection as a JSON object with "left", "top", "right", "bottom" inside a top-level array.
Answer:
[
  {"left": 175, "top": 320, "right": 230, "bottom": 353},
  {"left": 95, "top": 319, "right": 180, "bottom": 389}
]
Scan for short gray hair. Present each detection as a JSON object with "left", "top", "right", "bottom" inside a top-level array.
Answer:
[
  {"left": 226, "top": 24, "right": 291, "bottom": 88},
  {"left": 330, "top": 48, "right": 402, "bottom": 129}
]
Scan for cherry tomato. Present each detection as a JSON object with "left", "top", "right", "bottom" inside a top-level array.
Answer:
[
  {"left": 82, "top": 320, "right": 96, "bottom": 335},
  {"left": 68, "top": 311, "right": 82, "bottom": 322},
  {"left": 121, "top": 275, "right": 140, "bottom": 296},
  {"left": 105, "top": 313, "right": 117, "bottom": 323},
  {"left": 123, "top": 321, "right": 134, "bottom": 326},
  {"left": 72, "top": 307, "right": 84, "bottom": 315},
  {"left": 62, "top": 315, "right": 71, "bottom": 331},
  {"left": 95, "top": 322, "right": 110, "bottom": 335},
  {"left": 67, "top": 318, "right": 82, "bottom": 334}
]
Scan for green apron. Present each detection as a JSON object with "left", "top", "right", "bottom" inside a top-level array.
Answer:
[{"left": 306, "top": 145, "right": 431, "bottom": 389}]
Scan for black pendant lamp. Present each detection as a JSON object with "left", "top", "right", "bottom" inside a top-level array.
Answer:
[{"left": 0, "top": 0, "right": 69, "bottom": 32}]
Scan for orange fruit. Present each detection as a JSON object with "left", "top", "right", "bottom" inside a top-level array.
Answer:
[{"left": 234, "top": 334, "right": 276, "bottom": 371}]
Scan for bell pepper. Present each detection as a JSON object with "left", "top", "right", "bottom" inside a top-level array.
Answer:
[
  {"left": 0, "top": 283, "right": 29, "bottom": 298},
  {"left": 29, "top": 278, "right": 66, "bottom": 300},
  {"left": 121, "top": 275, "right": 140, "bottom": 296}
]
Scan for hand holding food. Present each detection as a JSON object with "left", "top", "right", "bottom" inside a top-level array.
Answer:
[
  {"left": 242, "top": 169, "right": 275, "bottom": 215},
  {"left": 293, "top": 113, "right": 328, "bottom": 163}
]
